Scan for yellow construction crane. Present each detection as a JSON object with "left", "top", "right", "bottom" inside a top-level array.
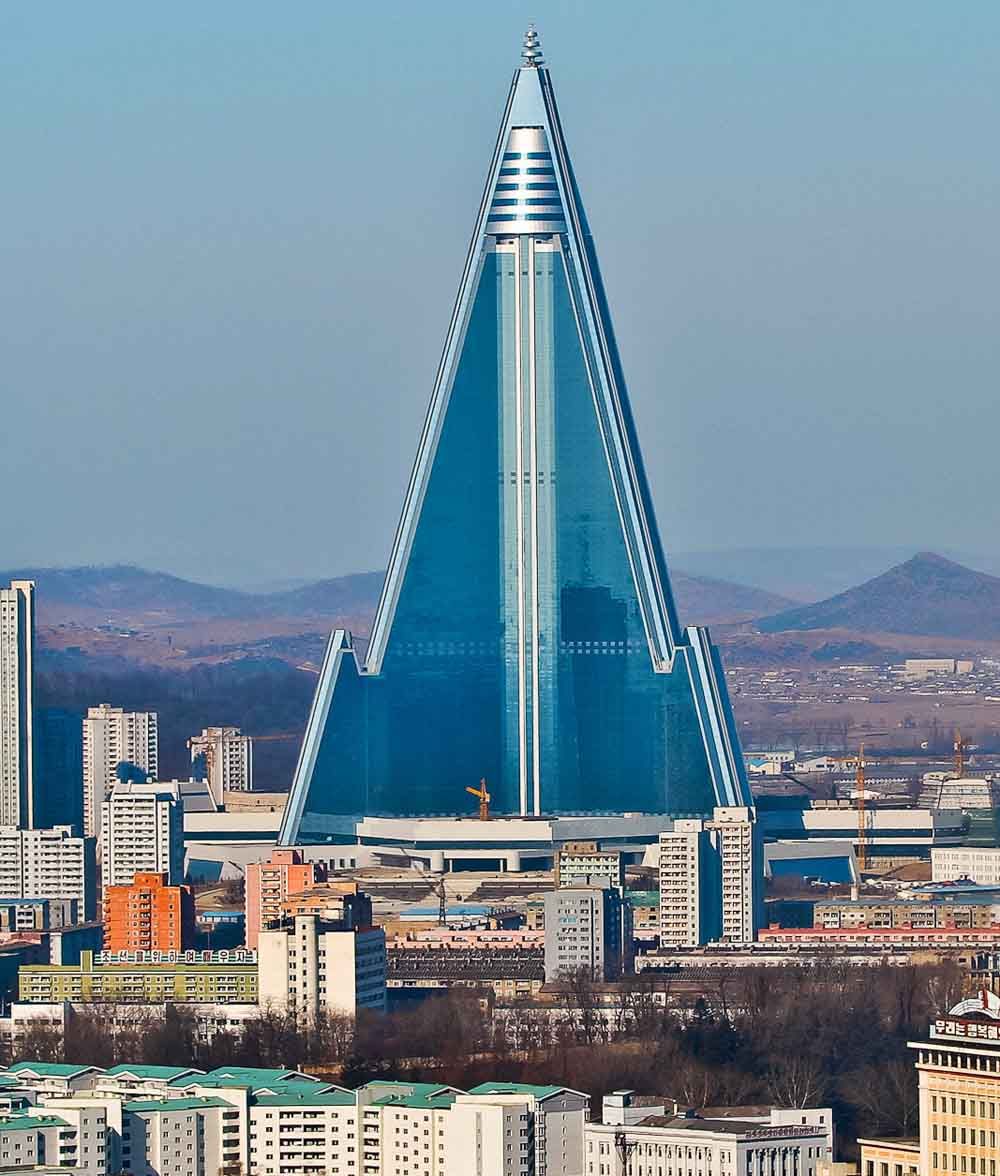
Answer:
[
  {"left": 465, "top": 779, "right": 491, "bottom": 821},
  {"left": 856, "top": 743, "right": 868, "bottom": 874},
  {"left": 954, "top": 728, "right": 966, "bottom": 778}
]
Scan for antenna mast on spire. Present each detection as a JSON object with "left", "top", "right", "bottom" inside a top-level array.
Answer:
[{"left": 522, "top": 24, "right": 544, "bottom": 67}]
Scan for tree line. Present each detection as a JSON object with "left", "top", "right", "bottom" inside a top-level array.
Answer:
[{"left": 6, "top": 958, "right": 964, "bottom": 1157}]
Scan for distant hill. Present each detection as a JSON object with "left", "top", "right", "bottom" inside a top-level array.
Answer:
[
  {"left": 671, "top": 572, "right": 792, "bottom": 626},
  {"left": 757, "top": 552, "right": 1000, "bottom": 639},
  {"left": 5, "top": 563, "right": 789, "bottom": 630},
  {"left": 0, "top": 564, "right": 246, "bottom": 617},
  {"left": 0, "top": 564, "right": 383, "bottom": 623}
]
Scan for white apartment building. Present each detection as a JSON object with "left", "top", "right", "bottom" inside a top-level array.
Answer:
[
  {"left": 586, "top": 1094, "right": 832, "bottom": 1176},
  {"left": 0, "top": 1066, "right": 592, "bottom": 1176},
  {"left": 257, "top": 914, "right": 387, "bottom": 1019},
  {"left": 189, "top": 727, "right": 253, "bottom": 803},
  {"left": 0, "top": 580, "right": 35, "bottom": 829},
  {"left": 100, "top": 781, "right": 183, "bottom": 889},
  {"left": 659, "top": 819, "right": 714, "bottom": 947},
  {"left": 713, "top": 806, "right": 761, "bottom": 944},
  {"left": 0, "top": 825, "right": 95, "bottom": 920},
  {"left": 932, "top": 846, "right": 1000, "bottom": 886},
  {"left": 658, "top": 807, "right": 762, "bottom": 948},
  {"left": 119, "top": 1095, "right": 240, "bottom": 1176},
  {"left": 83, "top": 705, "right": 159, "bottom": 838}
]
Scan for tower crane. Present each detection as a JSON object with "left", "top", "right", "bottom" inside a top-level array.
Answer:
[
  {"left": 954, "top": 728, "right": 966, "bottom": 778},
  {"left": 465, "top": 779, "right": 491, "bottom": 821},
  {"left": 856, "top": 744, "right": 868, "bottom": 874}
]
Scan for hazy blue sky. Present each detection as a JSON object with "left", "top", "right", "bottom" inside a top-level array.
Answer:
[{"left": 3, "top": 2, "right": 999, "bottom": 587}]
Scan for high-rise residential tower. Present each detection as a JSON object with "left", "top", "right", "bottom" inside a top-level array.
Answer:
[
  {"left": 188, "top": 726, "right": 253, "bottom": 803},
  {"left": 0, "top": 580, "right": 35, "bottom": 828},
  {"left": 658, "top": 805, "right": 762, "bottom": 946},
  {"left": 100, "top": 780, "right": 183, "bottom": 890},
  {"left": 82, "top": 703, "right": 158, "bottom": 838},
  {"left": 281, "top": 29, "right": 751, "bottom": 839}
]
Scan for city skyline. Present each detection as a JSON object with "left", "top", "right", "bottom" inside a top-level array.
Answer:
[{"left": 4, "top": 4, "right": 1000, "bottom": 583}]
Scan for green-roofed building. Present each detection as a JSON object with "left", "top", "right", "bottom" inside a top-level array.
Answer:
[
  {"left": 0, "top": 1113, "right": 79, "bottom": 1171},
  {"left": 0, "top": 1062, "right": 101, "bottom": 1099}
]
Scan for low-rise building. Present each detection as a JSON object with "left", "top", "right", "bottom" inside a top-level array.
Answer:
[
  {"left": 933, "top": 847, "right": 1000, "bottom": 886},
  {"left": 0, "top": 899, "right": 77, "bottom": 932},
  {"left": 858, "top": 1137, "right": 919, "bottom": 1176},
  {"left": 555, "top": 842, "right": 624, "bottom": 888},
  {"left": 919, "top": 777, "right": 1000, "bottom": 811},
  {"left": 17, "top": 949, "right": 258, "bottom": 1006},
  {"left": 586, "top": 1093, "right": 833, "bottom": 1176},
  {"left": 387, "top": 944, "right": 544, "bottom": 1000},
  {"left": 815, "top": 895, "right": 1000, "bottom": 931}
]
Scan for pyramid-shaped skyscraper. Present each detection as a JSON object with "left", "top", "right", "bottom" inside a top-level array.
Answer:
[{"left": 281, "top": 30, "right": 751, "bottom": 841}]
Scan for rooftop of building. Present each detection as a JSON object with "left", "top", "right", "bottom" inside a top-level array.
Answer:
[
  {"left": 856, "top": 1137, "right": 920, "bottom": 1152},
  {"left": 468, "top": 1082, "right": 579, "bottom": 1100},
  {"left": 0, "top": 1116, "right": 70, "bottom": 1132},
  {"left": 633, "top": 1115, "right": 825, "bottom": 1135},
  {"left": 817, "top": 895, "right": 1000, "bottom": 907},
  {"left": 625, "top": 891, "right": 660, "bottom": 906},
  {"left": 124, "top": 1096, "right": 233, "bottom": 1113},
  {"left": 254, "top": 1091, "right": 355, "bottom": 1108},
  {"left": 105, "top": 1065, "right": 200, "bottom": 1080},
  {"left": 372, "top": 1092, "right": 458, "bottom": 1110},
  {"left": 5, "top": 1063, "right": 95, "bottom": 1079},
  {"left": 206, "top": 1066, "right": 312, "bottom": 1082}
]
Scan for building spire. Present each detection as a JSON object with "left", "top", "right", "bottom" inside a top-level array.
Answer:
[{"left": 521, "top": 24, "right": 544, "bottom": 68}]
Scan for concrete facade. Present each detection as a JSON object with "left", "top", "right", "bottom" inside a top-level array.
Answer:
[
  {"left": 0, "top": 581, "right": 35, "bottom": 830},
  {"left": 83, "top": 705, "right": 158, "bottom": 840}
]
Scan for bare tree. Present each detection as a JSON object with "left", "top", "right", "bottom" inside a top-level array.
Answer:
[
  {"left": 765, "top": 1053, "right": 828, "bottom": 1108},
  {"left": 841, "top": 1057, "right": 918, "bottom": 1137}
]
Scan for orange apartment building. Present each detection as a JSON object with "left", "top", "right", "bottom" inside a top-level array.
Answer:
[
  {"left": 103, "top": 871, "right": 195, "bottom": 952},
  {"left": 244, "top": 848, "right": 326, "bottom": 948}
]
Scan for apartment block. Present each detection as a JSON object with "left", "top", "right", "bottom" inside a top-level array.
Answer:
[
  {"left": 103, "top": 872, "right": 195, "bottom": 953},
  {"left": 121, "top": 1095, "right": 240, "bottom": 1176},
  {"left": 543, "top": 883, "right": 633, "bottom": 984},
  {"left": 244, "top": 849, "right": 326, "bottom": 950},
  {"left": 0, "top": 581, "right": 35, "bottom": 829},
  {"left": 18, "top": 949, "right": 258, "bottom": 1005},
  {"left": 0, "top": 825, "right": 96, "bottom": 921},
  {"left": 100, "top": 781, "right": 183, "bottom": 890},
  {"left": 815, "top": 896, "right": 1000, "bottom": 931},
  {"left": 932, "top": 847, "right": 1000, "bottom": 886},
  {"left": 658, "top": 806, "right": 761, "bottom": 948},
  {"left": 257, "top": 914, "right": 386, "bottom": 1019},
  {"left": 555, "top": 842, "right": 624, "bottom": 888},
  {"left": 0, "top": 1065, "right": 592, "bottom": 1176},
  {"left": 188, "top": 727, "right": 253, "bottom": 804},
  {"left": 83, "top": 705, "right": 158, "bottom": 838},
  {"left": 0, "top": 898, "right": 76, "bottom": 932},
  {"left": 659, "top": 819, "right": 719, "bottom": 947}
]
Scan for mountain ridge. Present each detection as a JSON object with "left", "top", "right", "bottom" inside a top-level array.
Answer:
[
  {"left": 757, "top": 551, "right": 1000, "bottom": 639},
  {"left": 2, "top": 562, "right": 791, "bottom": 629}
]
